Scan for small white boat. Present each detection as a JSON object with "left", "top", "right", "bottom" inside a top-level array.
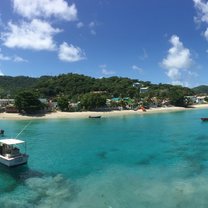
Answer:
[{"left": 0, "top": 138, "right": 29, "bottom": 167}]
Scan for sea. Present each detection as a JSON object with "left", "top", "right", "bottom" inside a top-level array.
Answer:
[{"left": 0, "top": 109, "right": 208, "bottom": 207}]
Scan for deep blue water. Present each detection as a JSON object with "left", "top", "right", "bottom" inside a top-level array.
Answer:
[{"left": 0, "top": 109, "right": 208, "bottom": 207}]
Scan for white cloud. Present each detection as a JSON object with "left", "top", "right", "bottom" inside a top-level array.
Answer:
[
  {"left": 99, "top": 65, "right": 115, "bottom": 75},
  {"left": 58, "top": 42, "right": 86, "bottom": 62},
  {"left": 193, "top": 0, "right": 208, "bottom": 24},
  {"left": 2, "top": 19, "right": 61, "bottom": 50},
  {"left": 77, "top": 22, "right": 84, "bottom": 28},
  {"left": 0, "top": 53, "right": 11, "bottom": 61},
  {"left": 0, "top": 53, "right": 28, "bottom": 62},
  {"left": 132, "top": 65, "right": 143, "bottom": 74},
  {"left": 89, "top": 21, "right": 96, "bottom": 35},
  {"left": 161, "top": 35, "right": 192, "bottom": 85},
  {"left": 14, "top": 55, "right": 28, "bottom": 62},
  {"left": 101, "top": 69, "right": 115, "bottom": 75},
  {"left": 193, "top": 0, "right": 208, "bottom": 41},
  {"left": 89, "top": 22, "right": 95, "bottom": 28},
  {"left": 0, "top": 69, "right": 4, "bottom": 76},
  {"left": 13, "top": 0, "right": 77, "bottom": 21},
  {"left": 204, "top": 27, "right": 208, "bottom": 40}
]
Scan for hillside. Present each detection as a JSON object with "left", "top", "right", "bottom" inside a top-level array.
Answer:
[
  {"left": 0, "top": 76, "right": 38, "bottom": 98},
  {"left": 192, "top": 85, "right": 208, "bottom": 95},
  {"left": 0, "top": 73, "right": 195, "bottom": 101}
]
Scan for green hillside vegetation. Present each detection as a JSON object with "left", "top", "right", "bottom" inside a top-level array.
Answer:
[
  {"left": 0, "top": 73, "right": 196, "bottom": 110},
  {"left": 192, "top": 85, "right": 208, "bottom": 95},
  {"left": 0, "top": 76, "right": 38, "bottom": 98}
]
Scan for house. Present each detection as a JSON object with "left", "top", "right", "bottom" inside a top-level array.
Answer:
[
  {"left": 0, "top": 99, "right": 15, "bottom": 107},
  {"left": 140, "top": 87, "right": 149, "bottom": 93},
  {"left": 185, "top": 96, "right": 197, "bottom": 104},
  {"left": 196, "top": 96, "right": 207, "bottom": 104},
  {"left": 133, "top": 82, "right": 141, "bottom": 88}
]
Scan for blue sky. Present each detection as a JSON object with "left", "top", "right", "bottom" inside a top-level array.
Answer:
[{"left": 0, "top": 0, "right": 208, "bottom": 87}]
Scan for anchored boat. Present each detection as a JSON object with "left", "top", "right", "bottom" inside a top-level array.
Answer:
[
  {"left": 89, "top": 115, "right": 102, "bottom": 118},
  {"left": 0, "top": 129, "right": 4, "bottom": 136},
  {"left": 0, "top": 138, "right": 28, "bottom": 167},
  {"left": 201, "top": 118, "right": 208, "bottom": 121}
]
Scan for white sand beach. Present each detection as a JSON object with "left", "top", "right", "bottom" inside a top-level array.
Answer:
[{"left": 0, "top": 104, "right": 207, "bottom": 120}]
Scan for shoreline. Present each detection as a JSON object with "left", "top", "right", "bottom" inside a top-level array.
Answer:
[{"left": 0, "top": 104, "right": 207, "bottom": 120}]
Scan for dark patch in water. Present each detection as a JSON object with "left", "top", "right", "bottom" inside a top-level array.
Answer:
[
  {"left": 0, "top": 164, "right": 43, "bottom": 181},
  {"left": 196, "top": 135, "right": 208, "bottom": 141},
  {"left": 18, "top": 168, "right": 43, "bottom": 180},
  {"left": 136, "top": 154, "right": 157, "bottom": 166},
  {"left": 96, "top": 151, "right": 107, "bottom": 159}
]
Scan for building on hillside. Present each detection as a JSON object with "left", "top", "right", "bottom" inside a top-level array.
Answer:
[
  {"left": 39, "top": 99, "right": 57, "bottom": 112},
  {"left": 140, "top": 87, "right": 149, "bottom": 93},
  {"left": 91, "top": 91, "right": 107, "bottom": 94},
  {"left": 185, "top": 96, "right": 197, "bottom": 104},
  {"left": 196, "top": 96, "right": 207, "bottom": 104},
  {"left": 185, "top": 96, "right": 207, "bottom": 104},
  {"left": 0, "top": 99, "right": 15, "bottom": 107},
  {"left": 133, "top": 82, "right": 141, "bottom": 88}
]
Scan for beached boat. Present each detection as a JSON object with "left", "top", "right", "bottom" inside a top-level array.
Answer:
[
  {"left": 201, "top": 118, "right": 208, "bottom": 121},
  {"left": 89, "top": 115, "right": 102, "bottom": 118},
  {"left": 0, "top": 139, "right": 29, "bottom": 167}
]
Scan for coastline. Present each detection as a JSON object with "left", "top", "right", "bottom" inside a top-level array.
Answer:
[{"left": 0, "top": 104, "right": 207, "bottom": 120}]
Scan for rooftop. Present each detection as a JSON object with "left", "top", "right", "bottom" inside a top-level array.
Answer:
[{"left": 0, "top": 139, "right": 25, "bottom": 145}]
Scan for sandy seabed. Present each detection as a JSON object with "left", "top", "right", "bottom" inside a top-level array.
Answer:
[{"left": 0, "top": 104, "right": 207, "bottom": 120}]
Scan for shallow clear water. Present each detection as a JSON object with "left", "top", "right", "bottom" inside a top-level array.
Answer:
[{"left": 0, "top": 109, "right": 208, "bottom": 207}]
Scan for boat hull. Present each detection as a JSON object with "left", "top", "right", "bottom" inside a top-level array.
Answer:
[
  {"left": 201, "top": 118, "right": 208, "bottom": 121},
  {"left": 0, "top": 154, "right": 28, "bottom": 167},
  {"left": 89, "top": 116, "right": 101, "bottom": 118}
]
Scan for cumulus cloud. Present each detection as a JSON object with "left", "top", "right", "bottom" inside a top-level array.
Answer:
[
  {"left": 58, "top": 42, "right": 86, "bottom": 62},
  {"left": 193, "top": 0, "right": 208, "bottom": 41},
  {"left": 12, "top": 0, "right": 77, "bottom": 21},
  {"left": 2, "top": 19, "right": 61, "bottom": 50},
  {"left": 161, "top": 35, "right": 192, "bottom": 85},
  {"left": 193, "top": 0, "right": 208, "bottom": 24}
]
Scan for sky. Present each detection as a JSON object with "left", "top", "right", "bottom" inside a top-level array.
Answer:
[{"left": 0, "top": 0, "right": 208, "bottom": 87}]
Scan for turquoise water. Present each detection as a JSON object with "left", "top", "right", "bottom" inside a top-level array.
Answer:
[{"left": 0, "top": 109, "right": 208, "bottom": 207}]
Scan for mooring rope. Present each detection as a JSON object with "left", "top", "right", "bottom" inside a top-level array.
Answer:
[{"left": 15, "top": 120, "right": 32, "bottom": 139}]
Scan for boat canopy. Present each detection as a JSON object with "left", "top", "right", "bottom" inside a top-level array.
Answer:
[{"left": 0, "top": 139, "right": 25, "bottom": 145}]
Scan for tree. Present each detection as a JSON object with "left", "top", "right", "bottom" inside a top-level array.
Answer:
[
  {"left": 57, "top": 96, "right": 69, "bottom": 111},
  {"left": 80, "top": 93, "right": 107, "bottom": 111},
  {"left": 169, "top": 92, "right": 186, "bottom": 107},
  {"left": 15, "top": 91, "right": 43, "bottom": 114}
]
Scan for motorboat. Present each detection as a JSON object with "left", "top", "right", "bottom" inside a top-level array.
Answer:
[
  {"left": 0, "top": 129, "right": 4, "bottom": 136},
  {"left": 89, "top": 115, "right": 102, "bottom": 118},
  {"left": 201, "top": 118, "right": 208, "bottom": 121},
  {"left": 0, "top": 138, "right": 29, "bottom": 167}
]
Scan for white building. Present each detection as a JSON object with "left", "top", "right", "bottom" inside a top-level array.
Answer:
[{"left": 140, "top": 87, "right": 149, "bottom": 93}]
